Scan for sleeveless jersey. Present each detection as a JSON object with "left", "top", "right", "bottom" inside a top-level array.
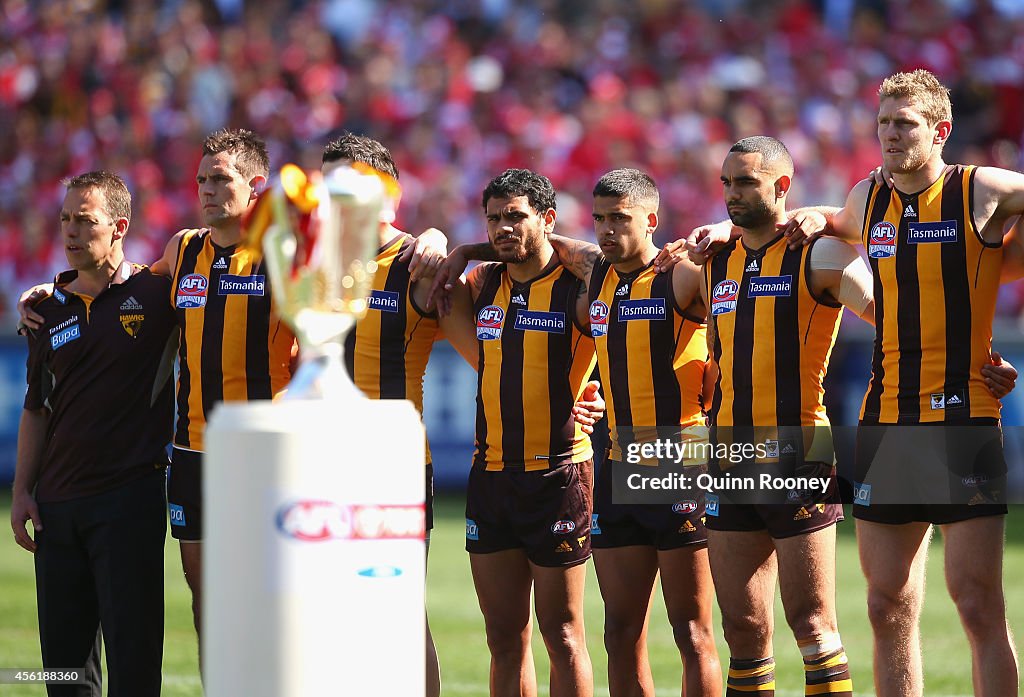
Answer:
[
  {"left": 345, "top": 233, "right": 439, "bottom": 462},
  {"left": 588, "top": 258, "right": 707, "bottom": 462},
  {"left": 172, "top": 229, "right": 294, "bottom": 451},
  {"left": 473, "top": 262, "right": 597, "bottom": 471},
  {"left": 707, "top": 235, "right": 842, "bottom": 436},
  {"left": 860, "top": 164, "right": 1002, "bottom": 423}
]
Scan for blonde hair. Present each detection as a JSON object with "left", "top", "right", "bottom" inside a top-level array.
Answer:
[{"left": 878, "top": 69, "right": 952, "bottom": 125}]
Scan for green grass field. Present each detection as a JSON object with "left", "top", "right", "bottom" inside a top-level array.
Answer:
[{"left": 1, "top": 493, "right": 1021, "bottom": 696}]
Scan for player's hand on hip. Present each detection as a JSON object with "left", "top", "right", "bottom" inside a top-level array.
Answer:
[
  {"left": 404, "top": 228, "right": 449, "bottom": 283},
  {"left": 572, "top": 381, "right": 604, "bottom": 435},
  {"left": 983, "top": 351, "right": 1017, "bottom": 399},
  {"left": 778, "top": 209, "right": 828, "bottom": 249},
  {"left": 10, "top": 491, "right": 42, "bottom": 553},
  {"left": 17, "top": 283, "right": 53, "bottom": 333}
]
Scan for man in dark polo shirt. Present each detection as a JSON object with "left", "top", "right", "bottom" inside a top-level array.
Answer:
[{"left": 11, "top": 171, "right": 177, "bottom": 697}]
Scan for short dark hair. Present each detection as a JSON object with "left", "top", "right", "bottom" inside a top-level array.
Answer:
[
  {"left": 482, "top": 169, "right": 556, "bottom": 213},
  {"left": 728, "top": 136, "right": 794, "bottom": 175},
  {"left": 322, "top": 133, "right": 399, "bottom": 180},
  {"left": 64, "top": 170, "right": 131, "bottom": 224},
  {"left": 593, "top": 168, "right": 659, "bottom": 209},
  {"left": 202, "top": 128, "right": 270, "bottom": 179}
]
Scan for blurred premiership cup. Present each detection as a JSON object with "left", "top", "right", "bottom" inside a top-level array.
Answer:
[{"left": 204, "top": 164, "right": 426, "bottom": 696}]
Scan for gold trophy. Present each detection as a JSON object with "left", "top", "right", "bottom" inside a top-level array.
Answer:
[{"left": 246, "top": 163, "right": 399, "bottom": 399}]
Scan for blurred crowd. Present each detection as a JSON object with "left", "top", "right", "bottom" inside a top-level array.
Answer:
[{"left": 2, "top": 0, "right": 1024, "bottom": 322}]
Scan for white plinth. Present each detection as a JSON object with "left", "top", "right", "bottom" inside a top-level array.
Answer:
[{"left": 203, "top": 398, "right": 426, "bottom": 697}]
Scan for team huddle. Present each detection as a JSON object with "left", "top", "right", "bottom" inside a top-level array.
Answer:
[{"left": 10, "top": 68, "right": 1024, "bottom": 697}]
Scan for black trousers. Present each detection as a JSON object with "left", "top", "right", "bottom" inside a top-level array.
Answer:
[{"left": 35, "top": 469, "right": 166, "bottom": 697}]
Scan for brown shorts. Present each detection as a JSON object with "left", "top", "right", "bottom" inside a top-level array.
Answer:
[
  {"left": 465, "top": 460, "right": 593, "bottom": 567},
  {"left": 704, "top": 462, "right": 844, "bottom": 539},
  {"left": 592, "top": 459, "right": 708, "bottom": 550},
  {"left": 167, "top": 447, "right": 202, "bottom": 541},
  {"left": 853, "top": 419, "right": 1007, "bottom": 525}
]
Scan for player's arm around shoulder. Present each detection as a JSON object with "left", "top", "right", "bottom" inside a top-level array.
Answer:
[
  {"left": 828, "top": 179, "right": 872, "bottom": 245},
  {"left": 150, "top": 228, "right": 199, "bottom": 277},
  {"left": 438, "top": 262, "right": 497, "bottom": 367},
  {"left": 970, "top": 165, "right": 1024, "bottom": 244},
  {"left": 807, "top": 236, "right": 874, "bottom": 324},
  {"left": 671, "top": 256, "right": 708, "bottom": 319},
  {"left": 548, "top": 233, "right": 602, "bottom": 287}
]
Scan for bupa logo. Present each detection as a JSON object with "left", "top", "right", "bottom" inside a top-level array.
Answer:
[
  {"left": 591, "top": 513, "right": 602, "bottom": 535},
  {"left": 868, "top": 221, "right": 897, "bottom": 258},
  {"left": 551, "top": 520, "right": 576, "bottom": 534},
  {"left": 169, "top": 503, "right": 186, "bottom": 527},
  {"left": 705, "top": 494, "right": 720, "bottom": 516},
  {"left": 590, "top": 300, "right": 610, "bottom": 337},
  {"left": 711, "top": 279, "right": 739, "bottom": 316},
  {"left": 176, "top": 274, "right": 209, "bottom": 308},
  {"left": 50, "top": 324, "right": 81, "bottom": 350},
  {"left": 476, "top": 305, "right": 504, "bottom": 340},
  {"left": 466, "top": 518, "right": 479, "bottom": 541},
  {"left": 853, "top": 482, "right": 872, "bottom": 506},
  {"left": 672, "top": 500, "right": 698, "bottom": 514}
]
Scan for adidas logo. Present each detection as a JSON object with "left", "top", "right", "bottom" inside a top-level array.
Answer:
[
  {"left": 120, "top": 296, "right": 144, "bottom": 311},
  {"left": 213, "top": 257, "right": 228, "bottom": 270},
  {"left": 615, "top": 285, "right": 630, "bottom": 296},
  {"left": 968, "top": 492, "right": 989, "bottom": 506},
  {"left": 511, "top": 293, "right": 527, "bottom": 305},
  {"left": 793, "top": 507, "right": 811, "bottom": 521},
  {"left": 903, "top": 204, "right": 916, "bottom": 218},
  {"left": 947, "top": 394, "right": 962, "bottom": 406},
  {"left": 555, "top": 541, "right": 573, "bottom": 553},
  {"left": 679, "top": 520, "right": 696, "bottom": 533},
  {"left": 781, "top": 443, "right": 796, "bottom": 455},
  {"left": 745, "top": 259, "right": 760, "bottom": 272}
]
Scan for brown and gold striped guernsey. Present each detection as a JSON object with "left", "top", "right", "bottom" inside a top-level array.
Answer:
[
  {"left": 345, "top": 233, "right": 439, "bottom": 462},
  {"left": 588, "top": 258, "right": 706, "bottom": 461},
  {"left": 860, "top": 164, "right": 1002, "bottom": 423},
  {"left": 171, "top": 229, "right": 293, "bottom": 451},
  {"left": 706, "top": 235, "right": 842, "bottom": 433},
  {"left": 473, "top": 262, "right": 597, "bottom": 471}
]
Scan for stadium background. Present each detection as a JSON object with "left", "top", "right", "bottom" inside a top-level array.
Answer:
[{"left": 1, "top": 1, "right": 1023, "bottom": 694}]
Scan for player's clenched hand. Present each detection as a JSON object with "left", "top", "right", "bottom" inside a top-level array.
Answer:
[
  {"left": 983, "top": 351, "right": 1017, "bottom": 399},
  {"left": 428, "top": 248, "right": 469, "bottom": 317},
  {"left": 778, "top": 209, "right": 828, "bottom": 249},
  {"left": 17, "top": 283, "right": 53, "bottom": 334},
  {"left": 652, "top": 239, "right": 686, "bottom": 273},
  {"left": 684, "top": 220, "right": 735, "bottom": 265},
  {"left": 403, "top": 228, "right": 449, "bottom": 283},
  {"left": 10, "top": 491, "right": 42, "bottom": 553},
  {"left": 572, "top": 381, "right": 604, "bottom": 435}
]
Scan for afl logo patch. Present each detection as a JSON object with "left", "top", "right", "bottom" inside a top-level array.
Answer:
[
  {"left": 711, "top": 279, "right": 739, "bottom": 316},
  {"left": 868, "top": 221, "right": 897, "bottom": 258},
  {"left": 176, "top": 274, "right": 209, "bottom": 308},
  {"left": 476, "top": 305, "right": 505, "bottom": 340},
  {"left": 590, "top": 300, "right": 610, "bottom": 337}
]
